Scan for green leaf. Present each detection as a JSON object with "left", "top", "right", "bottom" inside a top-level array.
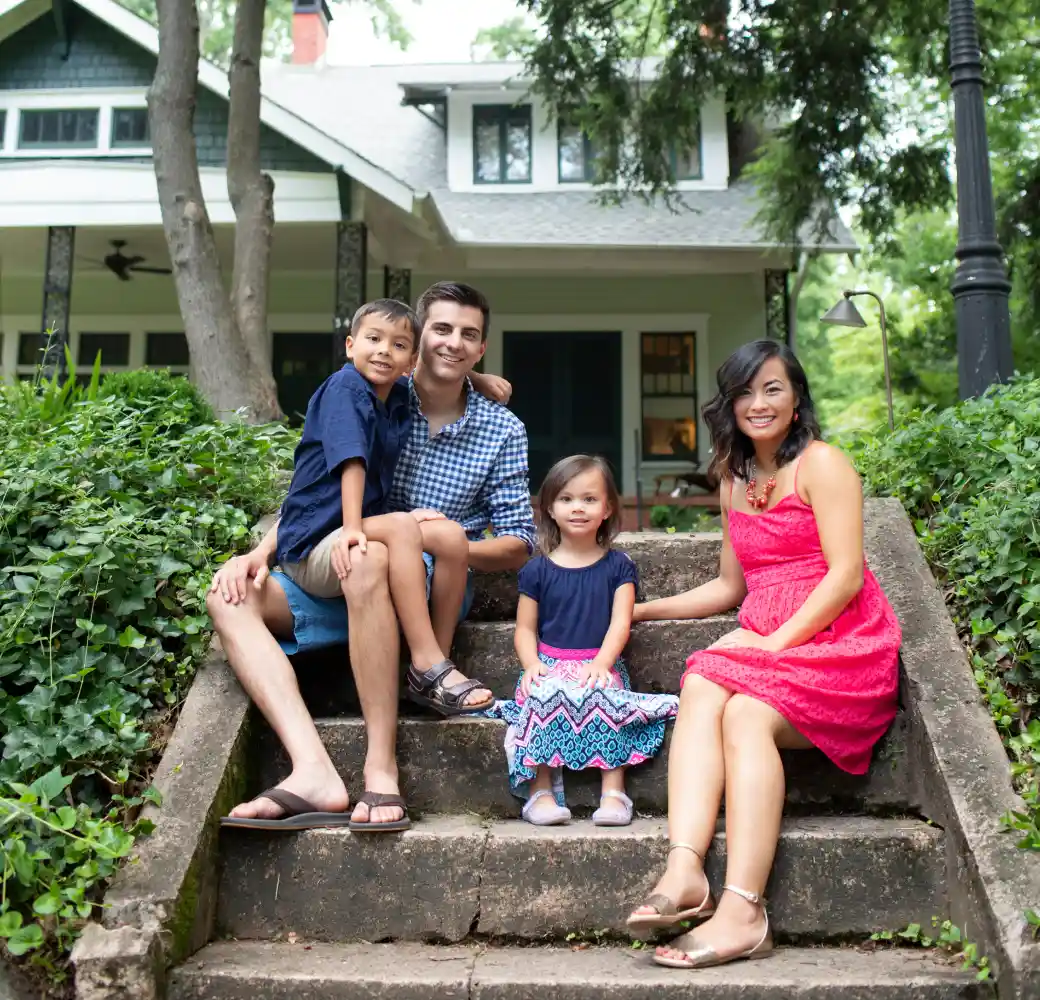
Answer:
[
  {"left": 6, "top": 923, "right": 44, "bottom": 956},
  {"left": 0, "top": 911, "right": 23, "bottom": 937},
  {"left": 118, "top": 626, "right": 147, "bottom": 648},
  {"left": 29, "top": 766, "right": 75, "bottom": 803},
  {"left": 33, "top": 890, "right": 62, "bottom": 916}
]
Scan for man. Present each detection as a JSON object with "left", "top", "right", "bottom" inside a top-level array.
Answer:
[{"left": 207, "top": 282, "right": 535, "bottom": 831}]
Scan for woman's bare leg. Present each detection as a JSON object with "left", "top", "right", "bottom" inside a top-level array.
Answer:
[
  {"left": 657, "top": 692, "right": 812, "bottom": 962},
  {"left": 630, "top": 674, "right": 733, "bottom": 918},
  {"left": 418, "top": 518, "right": 469, "bottom": 655}
]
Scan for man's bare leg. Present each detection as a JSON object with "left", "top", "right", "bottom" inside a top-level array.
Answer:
[
  {"left": 207, "top": 578, "right": 349, "bottom": 820},
  {"left": 340, "top": 541, "right": 406, "bottom": 827}
]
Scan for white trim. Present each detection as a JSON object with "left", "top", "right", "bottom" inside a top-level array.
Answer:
[
  {"left": 0, "top": 161, "right": 341, "bottom": 226},
  {"left": 484, "top": 312, "right": 711, "bottom": 495}
]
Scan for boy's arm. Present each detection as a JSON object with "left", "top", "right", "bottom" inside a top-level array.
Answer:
[{"left": 469, "top": 424, "right": 535, "bottom": 573}]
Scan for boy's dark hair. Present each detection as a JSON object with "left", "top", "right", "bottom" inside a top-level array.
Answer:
[
  {"left": 348, "top": 299, "right": 421, "bottom": 351},
  {"left": 702, "top": 339, "right": 822, "bottom": 484},
  {"left": 536, "top": 454, "right": 622, "bottom": 554},
  {"left": 416, "top": 282, "right": 491, "bottom": 342}
]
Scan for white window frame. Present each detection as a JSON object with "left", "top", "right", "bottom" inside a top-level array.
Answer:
[{"left": 0, "top": 89, "right": 151, "bottom": 160}]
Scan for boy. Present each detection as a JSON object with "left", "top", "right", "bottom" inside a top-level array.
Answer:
[{"left": 277, "top": 299, "right": 492, "bottom": 729}]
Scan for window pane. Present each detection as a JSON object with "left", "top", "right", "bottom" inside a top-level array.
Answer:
[
  {"left": 559, "top": 123, "right": 586, "bottom": 182},
  {"left": 0, "top": 110, "right": 6, "bottom": 148},
  {"left": 19, "top": 109, "right": 99, "bottom": 148},
  {"left": 504, "top": 114, "right": 531, "bottom": 181},
  {"left": 18, "top": 332, "right": 44, "bottom": 366},
  {"left": 474, "top": 113, "right": 502, "bottom": 183},
  {"left": 146, "top": 332, "right": 189, "bottom": 367},
  {"left": 78, "top": 332, "right": 129, "bottom": 367},
  {"left": 673, "top": 139, "right": 701, "bottom": 180},
  {"left": 112, "top": 108, "right": 149, "bottom": 146},
  {"left": 643, "top": 398, "right": 697, "bottom": 457}
]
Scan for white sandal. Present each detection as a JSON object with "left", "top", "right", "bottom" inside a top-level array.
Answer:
[
  {"left": 592, "top": 790, "right": 633, "bottom": 826},
  {"left": 521, "top": 788, "right": 571, "bottom": 826},
  {"left": 653, "top": 884, "right": 773, "bottom": 969}
]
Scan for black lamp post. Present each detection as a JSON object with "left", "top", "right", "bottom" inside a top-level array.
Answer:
[
  {"left": 821, "top": 290, "right": 895, "bottom": 432},
  {"left": 948, "top": 0, "right": 1013, "bottom": 398}
]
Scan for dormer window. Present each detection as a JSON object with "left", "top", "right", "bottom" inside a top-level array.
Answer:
[
  {"left": 670, "top": 129, "right": 702, "bottom": 181},
  {"left": 473, "top": 104, "right": 532, "bottom": 184},
  {"left": 558, "top": 117, "right": 598, "bottom": 183}
]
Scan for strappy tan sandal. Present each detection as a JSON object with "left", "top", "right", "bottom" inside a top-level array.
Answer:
[
  {"left": 652, "top": 883, "right": 774, "bottom": 969},
  {"left": 626, "top": 843, "right": 716, "bottom": 931}
]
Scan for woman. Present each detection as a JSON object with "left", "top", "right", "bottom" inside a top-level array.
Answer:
[{"left": 626, "top": 340, "right": 900, "bottom": 970}]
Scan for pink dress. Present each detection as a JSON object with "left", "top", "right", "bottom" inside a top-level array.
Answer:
[{"left": 682, "top": 486, "right": 901, "bottom": 774}]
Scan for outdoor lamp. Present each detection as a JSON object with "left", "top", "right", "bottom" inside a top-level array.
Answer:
[{"left": 820, "top": 289, "right": 894, "bottom": 432}]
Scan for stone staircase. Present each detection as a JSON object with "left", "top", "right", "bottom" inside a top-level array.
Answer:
[{"left": 164, "top": 532, "right": 990, "bottom": 1000}]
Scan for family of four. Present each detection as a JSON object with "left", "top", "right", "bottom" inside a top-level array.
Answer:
[{"left": 208, "top": 281, "right": 902, "bottom": 971}]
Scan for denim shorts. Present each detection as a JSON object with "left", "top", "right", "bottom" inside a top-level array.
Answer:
[{"left": 273, "top": 551, "right": 474, "bottom": 656}]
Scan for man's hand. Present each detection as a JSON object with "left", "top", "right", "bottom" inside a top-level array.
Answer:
[
  {"left": 331, "top": 528, "right": 367, "bottom": 580},
  {"left": 209, "top": 549, "right": 272, "bottom": 605},
  {"left": 710, "top": 628, "right": 781, "bottom": 652},
  {"left": 411, "top": 508, "right": 446, "bottom": 523},
  {"left": 471, "top": 372, "right": 513, "bottom": 405}
]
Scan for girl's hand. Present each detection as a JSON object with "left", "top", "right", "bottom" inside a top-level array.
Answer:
[
  {"left": 520, "top": 661, "right": 545, "bottom": 698},
  {"left": 580, "top": 658, "right": 615, "bottom": 689},
  {"left": 710, "top": 628, "right": 781, "bottom": 652}
]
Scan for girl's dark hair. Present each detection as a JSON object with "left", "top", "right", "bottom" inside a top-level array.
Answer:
[
  {"left": 536, "top": 454, "right": 622, "bottom": 554},
  {"left": 702, "top": 339, "right": 821, "bottom": 483}
]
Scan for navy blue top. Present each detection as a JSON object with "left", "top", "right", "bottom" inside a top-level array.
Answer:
[
  {"left": 277, "top": 365, "right": 411, "bottom": 565},
  {"left": 517, "top": 549, "right": 639, "bottom": 650}
]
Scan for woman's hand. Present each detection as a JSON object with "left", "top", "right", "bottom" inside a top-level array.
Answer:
[
  {"left": 710, "top": 627, "right": 782, "bottom": 652},
  {"left": 520, "top": 661, "right": 545, "bottom": 698},
  {"left": 580, "top": 658, "right": 616, "bottom": 689}
]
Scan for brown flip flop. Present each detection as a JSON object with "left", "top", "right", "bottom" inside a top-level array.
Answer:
[
  {"left": 348, "top": 791, "right": 411, "bottom": 833},
  {"left": 219, "top": 787, "right": 352, "bottom": 831}
]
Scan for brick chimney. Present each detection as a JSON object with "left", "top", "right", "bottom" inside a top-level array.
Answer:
[{"left": 291, "top": 0, "right": 332, "bottom": 65}]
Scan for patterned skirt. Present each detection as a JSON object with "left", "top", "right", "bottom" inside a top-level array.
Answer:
[{"left": 485, "top": 642, "right": 680, "bottom": 800}]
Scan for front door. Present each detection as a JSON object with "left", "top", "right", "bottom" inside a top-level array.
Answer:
[
  {"left": 273, "top": 333, "right": 336, "bottom": 424},
  {"left": 503, "top": 331, "right": 623, "bottom": 492}
]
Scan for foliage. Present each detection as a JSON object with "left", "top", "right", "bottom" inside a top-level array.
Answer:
[
  {"left": 0, "top": 370, "right": 295, "bottom": 982},
  {"left": 470, "top": 15, "right": 537, "bottom": 60},
  {"left": 648, "top": 504, "right": 719, "bottom": 533},
  {"left": 870, "top": 918, "right": 991, "bottom": 981},
  {"left": 852, "top": 376, "right": 1040, "bottom": 851},
  {"left": 118, "top": 0, "right": 414, "bottom": 65}
]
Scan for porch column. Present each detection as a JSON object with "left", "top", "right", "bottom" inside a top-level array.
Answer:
[
  {"left": 764, "top": 269, "right": 791, "bottom": 345},
  {"left": 383, "top": 266, "right": 412, "bottom": 305},
  {"left": 334, "top": 220, "right": 367, "bottom": 361},
  {"left": 40, "top": 225, "right": 76, "bottom": 378}
]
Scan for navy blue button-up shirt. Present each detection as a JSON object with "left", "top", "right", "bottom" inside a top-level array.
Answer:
[{"left": 276, "top": 365, "right": 411, "bottom": 565}]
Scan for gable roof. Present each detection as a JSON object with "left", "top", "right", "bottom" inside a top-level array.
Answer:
[{"left": 0, "top": 0, "right": 417, "bottom": 212}]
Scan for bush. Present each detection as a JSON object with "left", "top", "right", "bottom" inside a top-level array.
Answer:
[
  {"left": 851, "top": 375, "right": 1040, "bottom": 850},
  {"left": 649, "top": 504, "right": 720, "bottom": 533},
  {"left": 0, "top": 371, "right": 295, "bottom": 983}
]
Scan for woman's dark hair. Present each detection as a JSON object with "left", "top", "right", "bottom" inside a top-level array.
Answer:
[
  {"left": 702, "top": 339, "right": 821, "bottom": 483},
  {"left": 536, "top": 454, "right": 622, "bottom": 554}
]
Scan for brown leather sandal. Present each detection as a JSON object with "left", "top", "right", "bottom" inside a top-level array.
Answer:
[
  {"left": 406, "top": 659, "right": 493, "bottom": 716},
  {"left": 348, "top": 791, "right": 411, "bottom": 833}
]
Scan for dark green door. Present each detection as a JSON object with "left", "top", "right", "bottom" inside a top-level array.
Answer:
[
  {"left": 273, "top": 333, "right": 336, "bottom": 424},
  {"left": 503, "top": 331, "right": 623, "bottom": 492}
]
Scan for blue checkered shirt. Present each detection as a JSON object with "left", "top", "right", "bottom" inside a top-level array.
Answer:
[{"left": 387, "top": 378, "right": 536, "bottom": 552}]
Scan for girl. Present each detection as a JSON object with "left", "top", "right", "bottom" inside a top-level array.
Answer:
[
  {"left": 490, "top": 455, "right": 679, "bottom": 826},
  {"left": 626, "top": 340, "right": 901, "bottom": 970}
]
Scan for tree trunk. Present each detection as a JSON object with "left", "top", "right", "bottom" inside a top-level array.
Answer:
[
  {"left": 227, "top": 0, "right": 282, "bottom": 420},
  {"left": 150, "top": 0, "right": 282, "bottom": 422}
]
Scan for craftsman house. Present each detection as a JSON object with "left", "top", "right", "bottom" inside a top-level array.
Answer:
[{"left": 0, "top": 0, "right": 855, "bottom": 495}]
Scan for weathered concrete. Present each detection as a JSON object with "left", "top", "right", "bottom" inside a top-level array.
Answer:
[
  {"left": 257, "top": 713, "right": 918, "bottom": 818},
  {"left": 71, "top": 922, "right": 165, "bottom": 1000},
  {"left": 864, "top": 499, "right": 1040, "bottom": 1000},
  {"left": 217, "top": 815, "right": 486, "bottom": 943},
  {"left": 168, "top": 941, "right": 991, "bottom": 1000},
  {"left": 217, "top": 817, "right": 944, "bottom": 943},
  {"left": 477, "top": 817, "right": 945, "bottom": 940},
  {"left": 0, "top": 961, "right": 41, "bottom": 1000},
  {"left": 292, "top": 617, "right": 739, "bottom": 716},
  {"left": 468, "top": 532, "right": 722, "bottom": 621}
]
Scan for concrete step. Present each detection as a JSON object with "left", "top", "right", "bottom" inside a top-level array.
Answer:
[
  {"left": 293, "top": 617, "right": 740, "bottom": 715},
  {"left": 468, "top": 532, "right": 722, "bottom": 621},
  {"left": 170, "top": 941, "right": 991, "bottom": 1000},
  {"left": 217, "top": 816, "right": 945, "bottom": 944},
  {"left": 256, "top": 712, "right": 916, "bottom": 817}
]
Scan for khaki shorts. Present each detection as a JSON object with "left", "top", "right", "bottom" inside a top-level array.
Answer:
[{"left": 282, "top": 529, "right": 345, "bottom": 599}]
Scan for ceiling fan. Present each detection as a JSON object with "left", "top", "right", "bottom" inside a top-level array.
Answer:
[{"left": 101, "top": 239, "right": 173, "bottom": 281}]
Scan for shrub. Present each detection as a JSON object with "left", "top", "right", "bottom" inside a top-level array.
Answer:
[
  {"left": 0, "top": 372, "right": 295, "bottom": 983},
  {"left": 851, "top": 375, "right": 1040, "bottom": 849},
  {"left": 648, "top": 504, "right": 720, "bottom": 533}
]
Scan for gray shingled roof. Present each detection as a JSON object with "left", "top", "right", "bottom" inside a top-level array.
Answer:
[{"left": 262, "top": 62, "right": 856, "bottom": 253}]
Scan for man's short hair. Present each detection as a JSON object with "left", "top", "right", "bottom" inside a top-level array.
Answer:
[
  {"left": 416, "top": 282, "right": 491, "bottom": 343},
  {"left": 348, "top": 299, "right": 421, "bottom": 351}
]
